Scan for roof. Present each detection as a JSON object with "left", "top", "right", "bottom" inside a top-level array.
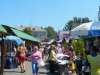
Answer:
[
  {"left": 11, "top": 28, "right": 40, "bottom": 42},
  {"left": 2, "top": 24, "right": 40, "bottom": 42},
  {"left": 0, "top": 25, "right": 7, "bottom": 34}
]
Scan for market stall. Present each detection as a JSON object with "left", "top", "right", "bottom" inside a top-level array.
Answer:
[{"left": 71, "top": 21, "right": 100, "bottom": 75}]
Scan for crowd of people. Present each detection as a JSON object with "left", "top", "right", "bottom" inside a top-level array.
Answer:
[
  {"left": 11, "top": 40, "right": 92, "bottom": 75},
  {"left": 46, "top": 43, "right": 91, "bottom": 75},
  {"left": 15, "top": 42, "right": 42, "bottom": 75}
]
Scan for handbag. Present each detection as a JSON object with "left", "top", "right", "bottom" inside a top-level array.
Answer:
[{"left": 38, "top": 59, "right": 45, "bottom": 67}]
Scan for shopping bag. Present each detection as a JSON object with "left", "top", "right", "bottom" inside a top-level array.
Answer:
[{"left": 38, "top": 59, "right": 45, "bottom": 67}]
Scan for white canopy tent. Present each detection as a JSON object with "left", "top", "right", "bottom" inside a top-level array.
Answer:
[{"left": 71, "top": 21, "right": 100, "bottom": 39}]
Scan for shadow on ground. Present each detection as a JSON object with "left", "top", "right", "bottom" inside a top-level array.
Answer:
[{"left": 4, "top": 70, "right": 20, "bottom": 73}]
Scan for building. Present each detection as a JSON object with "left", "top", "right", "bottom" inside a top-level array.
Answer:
[
  {"left": 11, "top": 25, "right": 47, "bottom": 42},
  {"left": 32, "top": 26, "right": 47, "bottom": 42}
]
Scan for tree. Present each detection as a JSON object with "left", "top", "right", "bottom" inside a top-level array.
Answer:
[
  {"left": 45, "top": 26, "right": 56, "bottom": 40},
  {"left": 63, "top": 17, "right": 91, "bottom": 31},
  {"left": 23, "top": 27, "right": 33, "bottom": 35},
  {"left": 64, "top": 20, "right": 73, "bottom": 31}
]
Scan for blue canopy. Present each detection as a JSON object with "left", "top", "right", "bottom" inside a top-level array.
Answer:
[{"left": 6, "top": 35, "right": 23, "bottom": 45}]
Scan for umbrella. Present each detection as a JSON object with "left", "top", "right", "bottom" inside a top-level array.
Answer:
[
  {"left": 6, "top": 35, "right": 24, "bottom": 45},
  {"left": 71, "top": 21, "right": 100, "bottom": 38}
]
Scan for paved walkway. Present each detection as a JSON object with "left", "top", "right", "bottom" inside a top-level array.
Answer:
[
  {"left": 3, "top": 61, "right": 77, "bottom": 75},
  {"left": 4, "top": 61, "right": 48, "bottom": 75}
]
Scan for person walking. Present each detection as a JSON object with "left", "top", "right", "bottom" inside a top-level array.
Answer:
[
  {"left": 17, "top": 42, "right": 26, "bottom": 73},
  {"left": 28, "top": 46, "right": 42, "bottom": 75},
  {"left": 48, "top": 45, "right": 57, "bottom": 74}
]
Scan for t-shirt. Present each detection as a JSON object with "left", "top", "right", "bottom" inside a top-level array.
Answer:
[
  {"left": 49, "top": 50, "right": 56, "bottom": 61},
  {"left": 31, "top": 51, "right": 42, "bottom": 63},
  {"left": 87, "top": 55, "right": 100, "bottom": 75}
]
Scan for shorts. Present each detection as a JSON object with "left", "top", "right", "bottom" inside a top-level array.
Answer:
[
  {"left": 32, "top": 63, "right": 39, "bottom": 73},
  {"left": 18, "top": 55, "right": 26, "bottom": 63}
]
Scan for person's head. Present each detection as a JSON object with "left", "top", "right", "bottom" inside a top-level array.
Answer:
[
  {"left": 19, "top": 41, "right": 25, "bottom": 47},
  {"left": 51, "top": 45, "right": 56, "bottom": 50},
  {"left": 32, "top": 46, "right": 39, "bottom": 52},
  {"left": 67, "top": 44, "right": 73, "bottom": 51}
]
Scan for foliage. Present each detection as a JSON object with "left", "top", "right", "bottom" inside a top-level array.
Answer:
[
  {"left": 45, "top": 26, "right": 56, "bottom": 40},
  {"left": 23, "top": 27, "right": 33, "bottom": 35},
  {"left": 72, "top": 39, "right": 86, "bottom": 54},
  {"left": 63, "top": 17, "right": 91, "bottom": 31}
]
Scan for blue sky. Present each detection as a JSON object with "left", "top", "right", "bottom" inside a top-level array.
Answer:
[{"left": 0, "top": 0, "right": 99, "bottom": 31}]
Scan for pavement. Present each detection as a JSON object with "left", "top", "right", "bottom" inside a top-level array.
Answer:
[
  {"left": 4, "top": 61, "right": 49, "bottom": 75},
  {"left": 3, "top": 61, "right": 77, "bottom": 75}
]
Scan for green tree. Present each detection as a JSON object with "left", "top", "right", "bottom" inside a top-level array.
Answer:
[
  {"left": 23, "top": 27, "right": 33, "bottom": 35},
  {"left": 64, "top": 20, "right": 73, "bottom": 31},
  {"left": 63, "top": 17, "right": 91, "bottom": 31},
  {"left": 45, "top": 26, "right": 56, "bottom": 40}
]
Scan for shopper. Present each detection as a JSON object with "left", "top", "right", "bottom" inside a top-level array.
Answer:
[
  {"left": 28, "top": 46, "right": 42, "bottom": 75},
  {"left": 17, "top": 42, "right": 26, "bottom": 73},
  {"left": 48, "top": 45, "right": 57, "bottom": 74}
]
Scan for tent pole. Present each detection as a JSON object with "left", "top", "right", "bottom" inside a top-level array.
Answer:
[{"left": 0, "top": 34, "right": 4, "bottom": 75}]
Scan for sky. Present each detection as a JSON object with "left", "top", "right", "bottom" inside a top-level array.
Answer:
[{"left": 0, "top": 0, "right": 100, "bottom": 31}]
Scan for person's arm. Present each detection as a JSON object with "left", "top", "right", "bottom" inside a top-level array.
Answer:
[{"left": 26, "top": 54, "right": 33, "bottom": 61}]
